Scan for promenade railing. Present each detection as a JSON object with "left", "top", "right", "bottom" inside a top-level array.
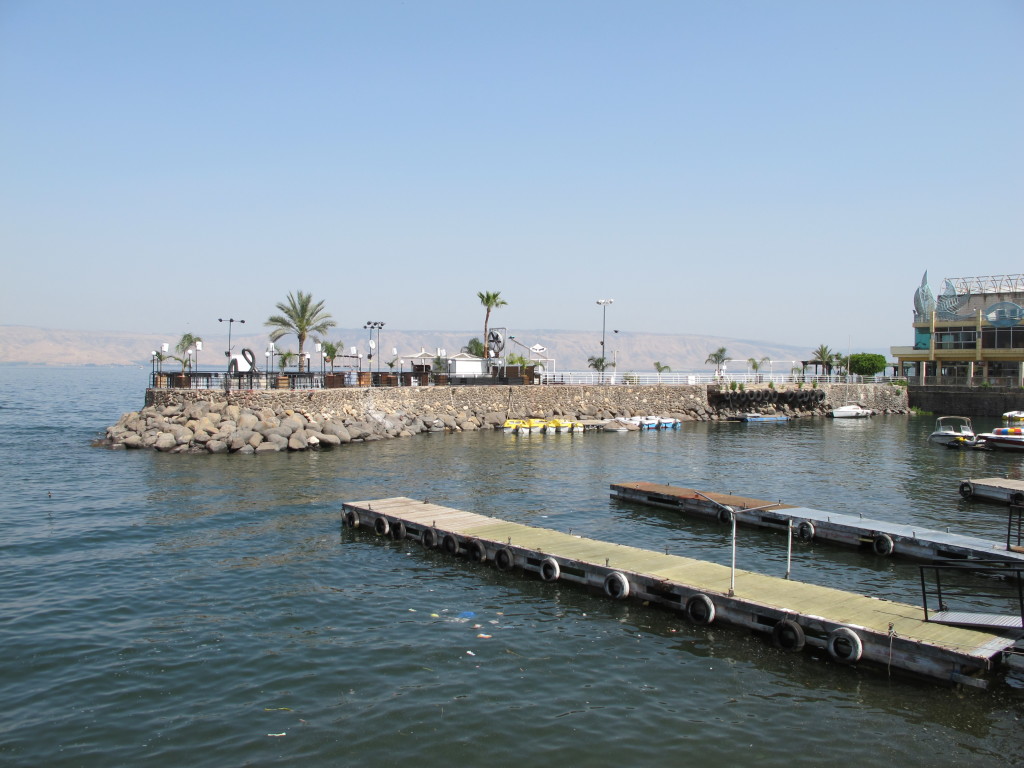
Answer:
[{"left": 150, "top": 370, "right": 907, "bottom": 390}]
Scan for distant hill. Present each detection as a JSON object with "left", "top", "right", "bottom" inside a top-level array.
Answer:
[{"left": 0, "top": 324, "right": 848, "bottom": 373}]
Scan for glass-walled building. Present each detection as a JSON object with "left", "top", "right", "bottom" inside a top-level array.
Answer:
[{"left": 891, "top": 273, "right": 1024, "bottom": 386}]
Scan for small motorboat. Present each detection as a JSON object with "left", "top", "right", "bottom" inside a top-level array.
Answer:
[
  {"left": 1003, "top": 411, "right": 1024, "bottom": 422},
  {"left": 658, "top": 417, "right": 682, "bottom": 429},
  {"left": 928, "top": 416, "right": 976, "bottom": 446},
  {"left": 601, "top": 419, "right": 633, "bottom": 432},
  {"left": 729, "top": 413, "right": 789, "bottom": 423},
  {"left": 976, "top": 427, "right": 1024, "bottom": 451},
  {"left": 831, "top": 404, "right": 876, "bottom": 419},
  {"left": 502, "top": 419, "right": 528, "bottom": 434},
  {"left": 542, "top": 418, "right": 582, "bottom": 433},
  {"left": 521, "top": 418, "right": 548, "bottom": 433}
]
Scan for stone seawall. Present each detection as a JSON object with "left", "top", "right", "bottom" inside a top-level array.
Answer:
[
  {"left": 909, "top": 386, "right": 1024, "bottom": 417},
  {"left": 100, "top": 383, "right": 907, "bottom": 454}
]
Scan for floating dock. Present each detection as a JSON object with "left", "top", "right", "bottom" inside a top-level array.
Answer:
[
  {"left": 342, "top": 496, "right": 1020, "bottom": 688},
  {"left": 959, "top": 477, "right": 1024, "bottom": 506},
  {"left": 610, "top": 482, "right": 1024, "bottom": 567}
]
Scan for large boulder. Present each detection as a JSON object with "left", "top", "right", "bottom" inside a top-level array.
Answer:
[
  {"left": 281, "top": 415, "right": 305, "bottom": 433},
  {"left": 237, "top": 412, "right": 259, "bottom": 431},
  {"left": 311, "top": 431, "right": 341, "bottom": 447},
  {"left": 154, "top": 432, "right": 178, "bottom": 451},
  {"left": 321, "top": 422, "right": 351, "bottom": 443}
]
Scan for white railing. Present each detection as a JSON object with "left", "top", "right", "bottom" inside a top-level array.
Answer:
[{"left": 538, "top": 372, "right": 905, "bottom": 386}]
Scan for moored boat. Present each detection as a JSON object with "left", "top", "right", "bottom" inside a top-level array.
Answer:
[
  {"left": 831, "top": 404, "right": 875, "bottom": 419},
  {"left": 502, "top": 419, "right": 528, "bottom": 434},
  {"left": 927, "top": 416, "right": 976, "bottom": 446},
  {"left": 729, "top": 413, "right": 789, "bottom": 423},
  {"left": 1003, "top": 410, "right": 1024, "bottom": 422},
  {"left": 542, "top": 418, "right": 582, "bottom": 433},
  {"left": 976, "top": 427, "right": 1024, "bottom": 451}
]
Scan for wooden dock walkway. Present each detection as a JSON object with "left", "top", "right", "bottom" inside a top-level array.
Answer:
[
  {"left": 342, "top": 496, "right": 1021, "bottom": 689},
  {"left": 610, "top": 482, "right": 1024, "bottom": 567},
  {"left": 960, "top": 477, "right": 1024, "bottom": 505}
]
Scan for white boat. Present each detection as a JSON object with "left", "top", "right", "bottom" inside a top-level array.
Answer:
[
  {"left": 1003, "top": 410, "right": 1024, "bottom": 422},
  {"left": 658, "top": 417, "right": 681, "bottom": 429},
  {"left": 927, "top": 416, "right": 976, "bottom": 446},
  {"left": 831, "top": 404, "right": 875, "bottom": 419},
  {"left": 976, "top": 427, "right": 1024, "bottom": 451}
]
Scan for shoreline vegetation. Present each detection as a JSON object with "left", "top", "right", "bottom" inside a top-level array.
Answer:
[{"left": 98, "top": 383, "right": 909, "bottom": 454}]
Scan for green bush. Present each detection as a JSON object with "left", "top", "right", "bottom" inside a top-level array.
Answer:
[{"left": 848, "top": 353, "right": 887, "bottom": 377}]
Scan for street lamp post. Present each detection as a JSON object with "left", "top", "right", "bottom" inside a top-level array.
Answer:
[
  {"left": 218, "top": 317, "right": 246, "bottom": 363},
  {"left": 596, "top": 299, "right": 613, "bottom": 383},
  {"left": 364, "top": 321, "right": 385, "bottom": 380}
]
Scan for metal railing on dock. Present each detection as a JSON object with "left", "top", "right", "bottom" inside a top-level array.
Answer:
[
  {"left": 610, "top": 482, "right": 1024, "bottom": 570},
  {"left": 920, "top": 562, "right": 1024, "bottom": 631},
  {"left": 342, "top": 496, "right": 1021, "bottom": 688}
]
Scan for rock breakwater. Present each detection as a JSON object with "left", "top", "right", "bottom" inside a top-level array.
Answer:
[{"left": 99, "top": 383, "right": 908, "bottom": 453}]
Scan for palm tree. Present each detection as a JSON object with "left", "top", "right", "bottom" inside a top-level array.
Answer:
[
  {"left": 172, "top": 332, "right": 202, "bottom": 373},
  {"left": 265, "top": 291, "right": 336, "bottom": 373},
  {"left": 705, "top": 347, "right": 728, "bottom": 379},
  {"left": 588, "top": 355, "right": 614, "bottom": 383},
  {"left": 462, "top": 337, "right": 485, "bottom": 358},
  {"left": 477, "top": 291, "right": 507, "bottom": 360},
  {"left": 276, "top": 350, "right": 296, "bottom": 372},
  {"left": 747, "top": 356, "right": 770, "bottom": 382},
  {"left": 321, "top": 340, "right": 343, "bottom": 372},
  {"left": 810, "top": 344, "right": 834, "bottom": 377},
  {"left": 654, "top": 361, "right": 671, "bottom": 384}
]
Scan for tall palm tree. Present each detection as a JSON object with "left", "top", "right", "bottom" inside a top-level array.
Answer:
[
  {"left": 477, "top": 291, "right": 507, "bottom": 360},
  {"left": 810, "top": 344, "right": 834, "bottom": 376},
  {"left": 705, "top": 347, "right": 728, "bottom": 378},
  {"left": 265, "top": 291, "right": 336, "bottom": 373}
]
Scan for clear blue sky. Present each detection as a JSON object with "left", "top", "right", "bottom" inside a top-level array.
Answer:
[{"left": 2, "top": 1, "right": 1021, "bottom": 350}]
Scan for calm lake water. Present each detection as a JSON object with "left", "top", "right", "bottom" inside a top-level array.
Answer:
[{"left": 2, "top": 366, "right": 1023, "bottom": 767}]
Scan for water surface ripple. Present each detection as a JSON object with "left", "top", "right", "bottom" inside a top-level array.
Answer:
[{"left": 1, "top": 367, "right": 1022, "bottom": 767}]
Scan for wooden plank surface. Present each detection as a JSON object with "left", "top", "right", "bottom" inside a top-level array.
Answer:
[{"left": 345, "top": 497, "right": 1014, "bottom": 659}]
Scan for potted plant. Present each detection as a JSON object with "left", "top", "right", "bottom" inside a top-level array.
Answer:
[
  {"left": 171, "top": 332, "right": 202, "bottom": 388},
  {"left": 276, "top": 350, "right": 295, "bottom": 389}
]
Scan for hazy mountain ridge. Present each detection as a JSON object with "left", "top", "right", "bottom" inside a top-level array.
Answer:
[{"left": 0, "top": 325, "right": 860, "bottom": 372}]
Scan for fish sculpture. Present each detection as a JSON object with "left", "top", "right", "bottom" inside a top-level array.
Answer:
[
  {"left": 936, "top": 278, "right": 972, "bottom": 320},
  {"left": 984, "top": 301, "right": 1024, "bottom": 328},
  {"left": 913, "top": 271, "right": 935, "bottom": 321}
]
